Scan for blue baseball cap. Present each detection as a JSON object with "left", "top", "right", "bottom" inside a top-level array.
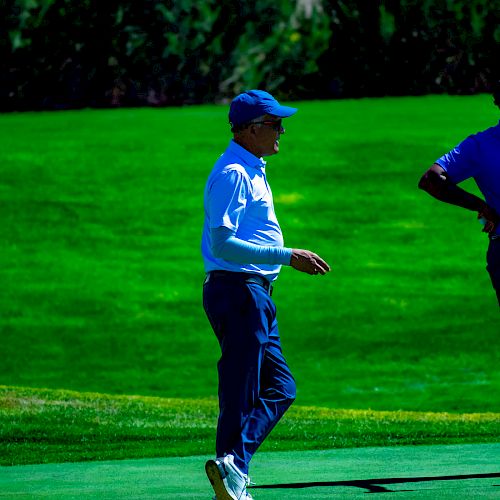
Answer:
[{"left": 229, "top": 90, "right": 298, "bottom": 126}]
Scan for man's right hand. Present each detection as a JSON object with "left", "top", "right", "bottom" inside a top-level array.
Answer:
[
  {"left": 290, "top": 249, "right": 331, "bottom": 275},
  {"left": 478, "top": 204, "right": 500, "bottom": 234}
]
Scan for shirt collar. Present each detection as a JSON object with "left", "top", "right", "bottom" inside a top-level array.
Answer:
[{"left": 228, "top": 139, "right": 266, "bottom": 171}]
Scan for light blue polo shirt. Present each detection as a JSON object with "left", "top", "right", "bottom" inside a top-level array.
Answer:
[
  {"left": 202, "top": 140, "right": 287, "bottom": 281},
  {"left": 436, "top": 121, "right": 500, "bottom": 236}
]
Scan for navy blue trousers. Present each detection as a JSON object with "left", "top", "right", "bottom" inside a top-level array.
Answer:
[
  {"left": 487, "top": 238, "right": 500, "bottom": 306},
  {"left": 203, "top": 274, "right": 296, "bottom": 474}
]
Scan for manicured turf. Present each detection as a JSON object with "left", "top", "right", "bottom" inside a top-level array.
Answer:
[
  {"left": 1, "top": 96, "right": 499, "bottom": 467},
  {"left": 2, "top": 444, "right": 499, "bottom": 498},
  {"left": 1, "top": 95, "right": 498, "bottom": 415},
  {"left": 1, "top": 386, "right": 499, "bottom": 466}
]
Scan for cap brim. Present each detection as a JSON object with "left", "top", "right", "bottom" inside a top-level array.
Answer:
[{"left": 269, "top": 104, "right": 298, "bottom": 118}]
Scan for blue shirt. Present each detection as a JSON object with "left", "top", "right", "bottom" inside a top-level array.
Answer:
[
  {"left": 202, "top": 140, "right": 288, "bottom": 281},
  {"left": 436, "top": 121, "right": 500, "bottom": 236}
]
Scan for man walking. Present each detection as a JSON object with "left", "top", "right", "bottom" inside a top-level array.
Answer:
[
  {"left": 418, "top": 81, "right": 500, "bottom": 306},
  {"left": 202, "top": 90, "right": 330, "bottom": 499}
]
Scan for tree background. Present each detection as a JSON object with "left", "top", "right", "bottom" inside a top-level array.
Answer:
[{"left": 1, "top": 0, "right": 499, "bottom": 111}]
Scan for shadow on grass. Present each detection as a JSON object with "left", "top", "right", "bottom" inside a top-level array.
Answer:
[{"left": 251, "top": 472, "right": 500, "bottom": 493}]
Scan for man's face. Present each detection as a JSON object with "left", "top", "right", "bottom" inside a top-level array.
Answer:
[{"left": 251, "top": 114, "right": 285, "bottom": 157}]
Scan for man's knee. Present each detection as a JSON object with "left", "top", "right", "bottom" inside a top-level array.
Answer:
[
  {"left": 284, "top": 394, "right": 295, "bottom": 410},
  {"left": 282, "top": 379, "right": 296, "bottom": 408}
]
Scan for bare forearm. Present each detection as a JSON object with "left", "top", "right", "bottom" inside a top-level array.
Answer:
[{"left": 418, "top": 168, "right": 486, "bottom": 212}]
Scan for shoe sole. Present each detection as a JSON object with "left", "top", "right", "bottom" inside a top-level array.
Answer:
[{"left": 205, "top": 460, "right": 235, "bottom": 500}]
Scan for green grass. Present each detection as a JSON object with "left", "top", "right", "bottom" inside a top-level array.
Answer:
[
  {"left": 0, "top": 94, "right": 499, "bottom": 426},
  {"left": 2, "top": 385, "right": 499, "bottom": 466},
  {"left": 3, "top": 445, "right": 500, "bottom": 499}
]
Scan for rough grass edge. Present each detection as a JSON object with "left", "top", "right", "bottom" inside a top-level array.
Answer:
[{"left": 1, "top": 385, "right": 499, "bottom": 467}]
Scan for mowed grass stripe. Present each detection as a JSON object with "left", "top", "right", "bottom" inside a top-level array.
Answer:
[
  {"left": 1, "top": 385, "right": 499, "bottom": 466},
  {"left": 1, "top": 96, "right": 499, "bottom": 415}
]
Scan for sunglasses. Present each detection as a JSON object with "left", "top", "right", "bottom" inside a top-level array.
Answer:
[{"left": 251, "top": 119, "right": 283, "bottom": 132}]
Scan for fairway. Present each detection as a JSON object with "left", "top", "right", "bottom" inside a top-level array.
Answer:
[
  {"left": 1, "top": 95, "right": 499, "bottom": 416},
  {"left": 1, "top": 95, "right": 500, "bottom": 473},
  {"left": 1, "top": 443, "right": 499, "bottom": 499}
]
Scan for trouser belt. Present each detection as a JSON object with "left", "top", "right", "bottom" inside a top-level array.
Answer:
[{"left": 205, "top": 270, "right": 273, "bottom": 295}]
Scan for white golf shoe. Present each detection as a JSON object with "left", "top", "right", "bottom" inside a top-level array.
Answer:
[{"left": 205, "top": 454, "right": 253, "bottom": 499}]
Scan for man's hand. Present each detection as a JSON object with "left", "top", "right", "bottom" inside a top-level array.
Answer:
[
  {"left": 290, "top": 249, "right": 331, "bottom": 275},
  {"left": 478, "top": 204, "right": 500, "bottom": 234}
]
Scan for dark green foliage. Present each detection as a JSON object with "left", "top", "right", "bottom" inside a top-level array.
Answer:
[
  {"left": 317, "top": 0, "right": 500, "bottom": 98},
  {"left": 1, "top": 0, "right": 499, "bottom": 110}
]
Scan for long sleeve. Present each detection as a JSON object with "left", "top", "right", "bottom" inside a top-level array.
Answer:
[{"left": 211, "top": 226, "right": 292, "bottom": 265}]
